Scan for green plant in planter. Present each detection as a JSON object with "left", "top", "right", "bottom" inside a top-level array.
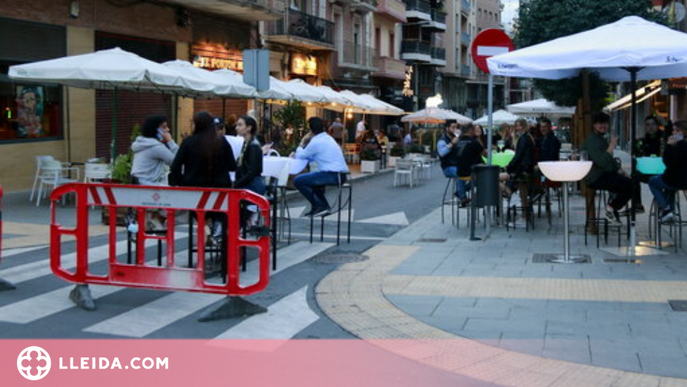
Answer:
[
  {"left": 360, "top": 147, "right": 381, "bottom": 161},
  {"left": 389, "top": 144, "right": 406, "bottom": 157},
  {"left": 273, "top": 100, "right": 306, "bottom": 156},
  {"left": 407, "top": 143, "right": 425, "bottom": 154},
  {"left": 109, "top": 124, "right": 140, "bottom": 184}
]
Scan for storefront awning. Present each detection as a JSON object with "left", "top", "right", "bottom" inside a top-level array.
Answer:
[{"left": 605, "top": 80, "right": 661, "bottom": 112}]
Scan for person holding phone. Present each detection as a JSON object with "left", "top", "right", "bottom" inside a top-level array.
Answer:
[
  {"left": 648, "top": 120, "right": 687, "bottom": 223},
  {"left": 131, "top": 115, "right": 178, "bottom": 186}
]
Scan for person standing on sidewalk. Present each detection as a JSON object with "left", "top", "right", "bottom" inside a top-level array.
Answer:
[
  {"left": 648, "top": 120, "right": 687, "bottom": 223},
  {"left": 582, "top": 112, "right": 632, "bottom": 226},
  {"left": 293, "top": 117, "right": 349, "bottom": 217}
]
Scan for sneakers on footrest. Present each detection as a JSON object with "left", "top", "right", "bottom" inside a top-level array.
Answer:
[
  {"left": 660, "top": 209, "right": 675, "bottom": 224},
  {"left": 604, "top": 207, "right": 623, "bottom": 226}
]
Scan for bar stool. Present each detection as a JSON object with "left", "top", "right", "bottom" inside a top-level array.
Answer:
[
  {"left": 441, "top": 176, "right": 459, "bottom": 225},
  {"left": 506, "top": 175, "right": 535, "bottom": 231},
  {"left": 309, "top": 172, "right": 352, "bottom": 246},
  {"left": 455, "top": 176, "right": 474, "bottom": 229},
  {"left": 651, "top": 190, "right": 685, "bottom": 251},
  {"left": 584, "top": 189, "right": 626, "bottom": 248}
]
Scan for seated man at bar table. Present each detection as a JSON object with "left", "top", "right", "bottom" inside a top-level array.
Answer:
[
  {"left": 631, "top": 115, "right": 665, "bottom": 214},
  {"left": 581, "top": 112, "right": 632, "bottom": 226},
  {"left": 292, "top": 117, "right": 349, "bottom": 217},
  {"left": 648, "top": 120, "right": 687, "bottom": 223}
]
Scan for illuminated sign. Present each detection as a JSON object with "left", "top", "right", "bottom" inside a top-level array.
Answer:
[
  {"left": 192, "top": 55, "right": 243, "bottom": 71},
  {"left": 191, "top": 43, "right": 243, "bottom": 71},
  {"left": 402, "top": 65, "right": 414, "bottom": 97},
  {"left": 290, "top": 54, "right": 318, "bottom": 76}
]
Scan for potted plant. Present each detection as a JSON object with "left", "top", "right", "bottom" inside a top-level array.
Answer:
[
  {"left": 388, "top": 144, "right": 405, "bottom": 167},
  {"left": 102, "top": 125, "right": 140, "bottom": 225},
  {"left": 407, "top": 143, "right": 425, "bottom": 159},
  {"left": 360, "top": 147, "right": 381, "bottom": 173}
]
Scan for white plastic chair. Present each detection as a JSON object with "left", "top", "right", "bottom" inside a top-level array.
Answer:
[
  {"left": 30, "top": 156, "right": 55, "bottom": 202},
  {"left": 84, "top": 163, "right": 112, "bottom": 183},
  {"left": 394, "top": 159, "right": 416, "bottom": 188},
  {"left": 36, "top": 160, "right": 80, "bottom": 206}
]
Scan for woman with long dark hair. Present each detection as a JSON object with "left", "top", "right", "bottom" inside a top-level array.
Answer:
[
  {"left": 170, "top": 112, "right": 236, "bottom": 242},
  {"left": 234, "top": 115, "right": 265, "bottom": 194}
]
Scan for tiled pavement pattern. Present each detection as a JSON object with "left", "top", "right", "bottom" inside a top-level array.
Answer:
[{"left": 317, "top": 192, "right": 687, "bottom": 386}]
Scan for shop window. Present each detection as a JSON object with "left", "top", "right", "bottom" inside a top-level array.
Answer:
[{"left": 0, "top": 62, "right": 63, "bottom": 143}]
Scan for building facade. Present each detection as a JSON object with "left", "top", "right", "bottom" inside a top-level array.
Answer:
[{"left": 0, "top": 0, "right": 283, "bottom": 191}]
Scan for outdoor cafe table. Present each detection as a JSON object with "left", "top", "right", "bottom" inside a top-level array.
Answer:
[
  {"left": 482, "top": 151, "right": 515, "bottom": 168},
  {"left": 262, "top": 156, "right": 308, "bottom": 240}
]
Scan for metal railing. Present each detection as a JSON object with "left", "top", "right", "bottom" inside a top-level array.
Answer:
[
  {"left": 401, "top": 40, "right": 431, "bottom": 55},
  {"left": 461, "top": 32, "right": 471, "bottom": 46},
  {"left": 403, "top": 0, "right": 431, "bottom": 14},
  {"left": 266, "top": 8, "right": 334, "bottom": 45},
  {"left": 462, "top": 0, "right": 471, "bottom": 14},
  {"left": 431, "top": 47, "right": 446, "bottom": 60},
  {"left": 342, "top": 41, "right": 378, "bottom": 67},
  {"left": 461, "top": 64, "right": 471, "bottom": 76},
  {"left": 431, "top": 9, "right": 446, "bottom": 24}
]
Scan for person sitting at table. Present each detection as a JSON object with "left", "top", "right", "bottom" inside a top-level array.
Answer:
[
  {"left": 292, "top": 117, "right": 349, "bottom": 217},
  {"left": 648, "top": 120, "right": 687, "bottom": 223},
  {"left": 581, "top": 112, "right": 632, "bottom": 226},
  {"left": 455, "top": 123, "right": 485, "bottom": 207},
  {"left": 361, "top": 127, "right": 382, "bottom": 159},
  {"left": 437, "top": 120, "right": 467, "bottom": 204},
  {"left": 234, "top": 115, "right": 266, "bottom": 231},
  {"left": 500, "top": 118, "right": 536, "bottom": 208},
  {"left": 170, "top": 112, "right": 237, "bottom": 242},
  {"left": 536, "top": 118, "right": 561, "bottom": 162},
  {"left": 131, "top": 114, "right": 179, "bottom": 230},
  {"left": 631, "top": 115, "right": 665, "bottom": 214}
]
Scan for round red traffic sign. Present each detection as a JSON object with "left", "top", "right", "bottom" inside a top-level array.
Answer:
[{"left": 471, "top": 29, "right": 514, "bottom": 74}]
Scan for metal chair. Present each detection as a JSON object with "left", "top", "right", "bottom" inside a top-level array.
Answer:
[
  {"left": 394, "top": 159, "right": 416, "bottom": 187},
  {"left": 35, "top": 160, "right": 80, "bottom": 206}
]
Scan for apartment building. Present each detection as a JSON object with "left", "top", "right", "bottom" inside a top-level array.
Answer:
[{"left": 440, "top": 0, "right": 475, "bottom": 114}]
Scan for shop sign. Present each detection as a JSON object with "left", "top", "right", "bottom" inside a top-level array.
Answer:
[
  {"left": 290, "top": 54, "right": 318, "bottom": 76},
  {"left": 402, "top": 66, "right": 414, "bottom": 97},
  {"left": 192, "top": 55, "right": 243, "bottom": 71}
]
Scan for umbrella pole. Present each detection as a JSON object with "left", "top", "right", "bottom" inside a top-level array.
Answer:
[
  {"left": 222, "top": 97, "right": 226, "bottom": 122},
  {"left": 173, "top": 95, "right": 178, "bottom": 140},
  {"left": 629, "top": 68, "right": 639, "bottom": 254},
  {"left": 487, "top": 74, "right": 494, "bottom": 164},
  {"left": 111, "top": 88, "right": 118, "bottom": 164}
]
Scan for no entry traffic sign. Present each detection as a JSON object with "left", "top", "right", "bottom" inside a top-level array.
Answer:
[{"left": 471, "top": 29, "right": 514, "bottom": 73}]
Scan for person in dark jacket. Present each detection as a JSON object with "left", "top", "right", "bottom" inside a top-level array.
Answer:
[
  {"left": 581, "top": 112, "right": 632, "bottom": 225},
  {"left": 631, "top": 115, "right": 665, "bottom": 213},
  {"left": 500, "top": 118, "right": 536, "bottom": 207},
  {"left": 648, "top": 120, "right": 687, "bottom": 223},
  {"left": 536, "top": 118, "right": 561, "bottom": 162},
  {"left": 169, "top": 111, "right": 237, "bottom": 241},
  {"left": 455, "top": 123, "right": 484, "bottom": 206},
  {"left": 234, "top": 115, "right": 265, "bottom": 195}
]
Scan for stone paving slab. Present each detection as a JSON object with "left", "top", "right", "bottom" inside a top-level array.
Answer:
[{"left": 316, "top": 194, "right": 687, "bottom": 385}]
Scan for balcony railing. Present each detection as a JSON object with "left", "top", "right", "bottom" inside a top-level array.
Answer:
[
  {"left": 376, "top": 0, "right": 407, "bottom": 23},
  {"left": 374, "top": 56, "right": 406, "bottom": 79},
  {"left": 342, "top": 41, "right": 378, "bottom": 68},
  {"left": 266, "top": 8, "right": 334, "bottom": 45},
  {"left": 461, "top": 32, "right": 471, "bottom": 46},
  {"left": 401, "top": 40, "right": 431, "bottom": 55},
  {"left": 351, "top": 0, "right": 378, "bottom": 12},
  {"left": 404, "top": 0, "right": 431, "bottom": 14},
  {"left": 461, "top": 64, "right": 471, "bottom": 76},
  {"left": 462, "top": 0, "right": 471, "bottom": 14},
  {"left": 431, "top": 47, "right": 446, "bottom": 60},
  {"left": 431, "top": 9, "right": 446, "bottom": 24}
]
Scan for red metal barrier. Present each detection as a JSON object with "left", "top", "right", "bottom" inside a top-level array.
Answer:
[
  {"left": 0, "top": 184, "right": 15, "bottom": 291},
  {"left": 50, "top": 183, "right": 271, "bottom": 296}
]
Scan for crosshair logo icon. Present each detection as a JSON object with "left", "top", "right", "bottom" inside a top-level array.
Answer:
[{"left": 17, "top": 346, "right": 51, "bottom": 381}]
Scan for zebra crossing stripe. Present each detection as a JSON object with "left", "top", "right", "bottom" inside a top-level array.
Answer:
[
  {"left": 81, "top": 242, "right": 333, "bottom": 338},
  {"left": 212, "top": 286, "right": 318, "bottom": 340}
]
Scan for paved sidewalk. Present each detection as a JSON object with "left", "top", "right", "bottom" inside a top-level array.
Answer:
[{"left": 317, "top": 188, "right": 687, "bottom": 386}]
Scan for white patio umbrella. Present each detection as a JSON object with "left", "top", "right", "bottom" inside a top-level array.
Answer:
[
  {"left": 9, "top": 47, "right": 215, "bottom": 161},
  {"left": 402, "top": 108, "right": 472, "bottom": 124},
  {"left": 356, "top": 94, "right": 405, "bottom": 116},
  {"left": 163, "top": 61, "right": 257, "bottom": 98},
  {"left": 507, "top": 98, "right": 576, "bottom": 116},
  {"left": 474, "top": 109, "right": 520, "bottom": 126},
  {"left": 488, "top": 15, "right": 687, "bottom": 256}
]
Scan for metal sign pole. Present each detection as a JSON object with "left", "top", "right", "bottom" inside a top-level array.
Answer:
[{"left": 485, "top": 73, "right": 494, "bottom": 236}]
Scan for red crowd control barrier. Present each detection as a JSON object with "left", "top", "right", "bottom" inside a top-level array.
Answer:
[
  {"left": 50, "top": 183, "right": 271, "bottom": 296},
  {"left": 0, "top": 184, "right": 15, "bottom": 291}
]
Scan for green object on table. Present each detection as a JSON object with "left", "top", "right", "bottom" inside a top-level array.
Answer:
[
  {"left": 483, "top": 152, "right": 515, "bottom": 168},
  {"left": 636, "top": 157, "right": 666, "bottom": 175}
]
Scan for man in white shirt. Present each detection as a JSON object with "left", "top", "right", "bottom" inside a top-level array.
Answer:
[
  {"left": 356, "top": 119, "right": 366, "bottom": 142},
  {"left": 293, "top": 117, "right": 350, "bottom": 217}
]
